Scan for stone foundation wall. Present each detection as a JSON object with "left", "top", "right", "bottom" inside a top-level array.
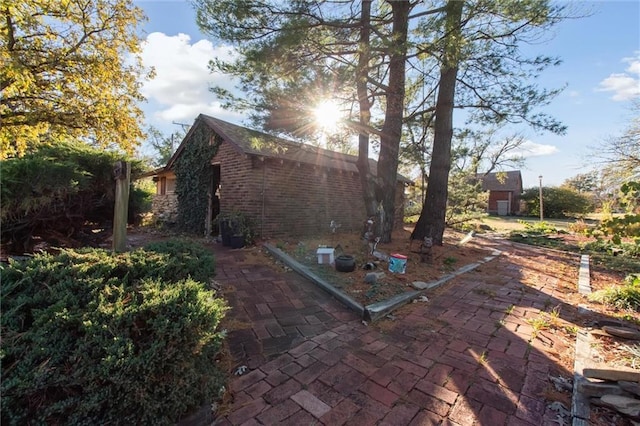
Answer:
[{"left": 152, "top": 193, "right": 178, "bottom": 223}]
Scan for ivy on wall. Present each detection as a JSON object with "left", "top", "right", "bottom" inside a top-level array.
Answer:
[{"left": 174, "top": 123, "right": 220, "bottom": 234}]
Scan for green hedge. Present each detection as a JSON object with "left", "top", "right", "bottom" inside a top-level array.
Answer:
[
  {"left": 1, "top": 239, "right": 227, "bottom": 425},
  {"left": 521, "top": 186, "right": 592, "bottom": 218},
  {"left": 0, "top": 141, "right": 153, "bottom": 251}
]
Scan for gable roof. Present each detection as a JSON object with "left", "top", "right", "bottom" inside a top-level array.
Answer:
[
  {"left": 165, "top": 114, "right": 412, "bottom": 183},
  {"left": 477, "top": 170, "right": 523, "bottom": 192}
]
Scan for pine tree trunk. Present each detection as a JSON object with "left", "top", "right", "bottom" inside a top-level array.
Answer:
[
  {"left": 376, "top": 0, "right": 410, "bottom": 242},
  {"left": 411, "top": 0, "right": 463, "bottom": 245},
  {"left": 355, "top": 0, "right": 377, "bottom": 218}
]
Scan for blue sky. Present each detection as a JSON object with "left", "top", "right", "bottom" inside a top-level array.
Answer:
[{"left": 134, "top": 0, "right": 639, "bottom": 188}]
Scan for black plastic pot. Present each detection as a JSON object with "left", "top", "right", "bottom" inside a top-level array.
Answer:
[
  {"left": 220, "top": 220, "right": 232, "bottom": 246},
  {"left": 335, "top": 255, "right": 356, "bottom": 272},
  {"left": 230, "top": 234, "right": 245, "bottom": 249}
]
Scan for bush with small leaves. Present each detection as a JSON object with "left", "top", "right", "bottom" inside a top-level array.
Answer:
[
  {"left": 521, "top": 186, "right": 592, "bottom": 218},
  {"left": 0, "top": 142, "right": 152, "bottom": 252},
  {"left": 1, "top": 240, "right": 227, "bottom": 425}
]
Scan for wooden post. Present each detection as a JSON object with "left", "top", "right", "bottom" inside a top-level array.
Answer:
[{"left": 112, "top": 161, "right": 131, "bottom": 253}]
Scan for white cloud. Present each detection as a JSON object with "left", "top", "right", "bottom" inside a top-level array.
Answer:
[
  {"left": 597, "top": 53, "right": 640, "bottom": 101},
  {"left": 138, "top": 32, "right": 240, "bottom": 125},
  {"left": 506, "top": 140, "right": 559, "bottom": 159}
]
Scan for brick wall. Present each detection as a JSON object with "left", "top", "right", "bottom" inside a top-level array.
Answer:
[
  {"left": 212, "top": 141, "right": 405, "bottom": 239},
  {"left": 214, "top": 141, "right": 263, "bottom": 225},
  {"left": 151, "top": 138, "right": 406, "bottom": 238},
  {"left": 260, "top": 159, "right": 367, "bottom": 237},
  {"left": 487, "top": 190, "right": 520, "bottom": 215}
]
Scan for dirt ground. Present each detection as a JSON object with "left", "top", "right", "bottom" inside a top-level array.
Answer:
[{"left": 269, "top": 228, "right": 491, "bottom": 306}]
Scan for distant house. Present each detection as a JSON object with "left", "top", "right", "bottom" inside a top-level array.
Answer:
[
  {"left": 149, "top": 114, "right": 410, "bottom": 238},
  {"left": 477, "top": 170, "right": 523, "bottom": 216}
]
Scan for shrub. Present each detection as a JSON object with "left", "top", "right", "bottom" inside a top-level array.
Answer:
[
  {"left": 0, "top": 142, "right": 150, "bottom": 252},
  {"left": 518, "top": 220, "right": 559, "bottom": 235},
  {"left": 568, "top": 219, "right": 591, "bottom": 235},
  {"left": 143, "top": 238, "right": 216, "bottom": 283},
  {"left": 129, "top": 179, "right": 155, "bottom": 225},
  {"left": 582, "top": 239, "right": 640, "bottom": 259},
  {"left": 521, "top": 186, "right": 592, "bottom": 218},
  {"left": 1, "top": 241, "right": 227, "bottom": 425},
  {"left": 588, "top": 274, "right": 640, "bottom": 312}
]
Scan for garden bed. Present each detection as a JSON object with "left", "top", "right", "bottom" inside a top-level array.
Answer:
[{"left": 269, "top": 228, "right": 493, "bottom": 307}]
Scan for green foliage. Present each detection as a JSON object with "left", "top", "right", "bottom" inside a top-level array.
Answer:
[
  {"left": 174, "top": 124, "right": 219, "bottom": 235},
  {"left": 595, "top": 214, "right": 640, "bottom": 243},
  {"left": 1, "top": 240, "right": 226, "bottom": 425},
  {"left": 0, "top": 142, "right": 148, "bottom": 251},
  {"left": 519, "top": 220, "right": 560, "bottom": 235},
  {"left": 620, "top": 181, "right": 640, "bottom": 213},
  {"left": 146, "top": 126, "right": 184, "bottom": 167},
  {"left": 129, "top": 179, "right": 155, "bottom": 224},
  {"left": 442, "top": 256, "right": 458, "bottom": 271},
  {"left": 142, "top": 238, "right": 216, "bottom": 283},
  {"left": 217, "top": 211, "right": 256, "bottom": 244},
  {"left": 508, "top": 220, "right": 571, "bottom": 250},
  {"left": 588, "top": 274, "right": 640, "bottom": 312},
  {"left": 404, "top": 200, "right": 423, "bottom": 217},
  {"left": 521, "top": 186, "right": 593, "bottom": 218},
  {"left": 585, "top": 182, "right": 640, "bottom": 256},
  {"left": 446, "top": 171, "right": 489, "bottom": 226},
  {"left": 1, "top": 0, "right": 148, "bottom": 158}
]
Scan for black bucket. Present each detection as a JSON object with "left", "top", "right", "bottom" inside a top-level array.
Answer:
[{"left": 335, "top": 255, "right": 356, "bottom": 272}]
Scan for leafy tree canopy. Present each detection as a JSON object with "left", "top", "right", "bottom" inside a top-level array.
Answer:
[
  {"left": 562, "top": 171, "right": 599, "bottom": 193},
  {"left": 146, "top": 126, "right": 185, "bottom": 167},
  {"left": 592, "top": 101, "right": 640, "bottom": 183},
  {"left": 0, "top": 0, "right": 149, "bottom": 159}
]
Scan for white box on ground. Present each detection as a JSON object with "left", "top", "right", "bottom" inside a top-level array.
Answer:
[{"left": 316, "top": 247, "right": 335, "bottom": 264}]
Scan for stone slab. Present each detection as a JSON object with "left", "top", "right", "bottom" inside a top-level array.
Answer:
[{"left": 583, "top": 368, "right": 640, "bottom": 383}]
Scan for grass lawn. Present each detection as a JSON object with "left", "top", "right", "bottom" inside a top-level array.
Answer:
[{"left": 475, "top": 215, "right": 578, "bottom": 232}]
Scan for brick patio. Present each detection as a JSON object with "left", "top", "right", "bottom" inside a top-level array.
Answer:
[{"left": 210, "top": 238, "right": 581, "bottom": 425}]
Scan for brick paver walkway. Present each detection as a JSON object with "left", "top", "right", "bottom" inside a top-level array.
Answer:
[{"left": 211, "top": 239, "right": 580, "bottom": 425}]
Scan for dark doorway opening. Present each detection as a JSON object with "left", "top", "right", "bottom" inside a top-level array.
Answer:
[{"left": 209, "top": 164, "right": 221, "bottom": 235}]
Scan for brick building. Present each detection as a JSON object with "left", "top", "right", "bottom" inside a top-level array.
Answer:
[
  {"left": 477, "top": 170, "right": 523, "bottom": 215},
  {"left": 150, "top": 114, "right": 410, "bottom": 238}
]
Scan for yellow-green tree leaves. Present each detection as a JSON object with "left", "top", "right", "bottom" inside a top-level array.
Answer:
[{"left": 0, "top": 0, "right": 149, "bottom": 158}]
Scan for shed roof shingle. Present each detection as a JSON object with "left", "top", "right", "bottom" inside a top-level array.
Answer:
[
  {"left": 477, "top": 170, "right": 523, "bottom": 192},
  {"left": 166, "top": 114, "right": 411, "bottom": 183}
]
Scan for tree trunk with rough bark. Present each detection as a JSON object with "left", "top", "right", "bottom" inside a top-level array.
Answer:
[
  {"left": 375, "top": 0, "right": 410, "bottom": 242},
  {"left": 411, "top": 0, "right": 463, "bottom": 245},
  {"left": 356, "top": 0, "right": 410, "bottom": 243},
  {"left": 355, "top": 0, "right": 377, "bottom": 219}
]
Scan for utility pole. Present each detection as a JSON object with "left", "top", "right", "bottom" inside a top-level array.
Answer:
[{"left": 538, "top": 175, "right": 544, "bottom": 221}]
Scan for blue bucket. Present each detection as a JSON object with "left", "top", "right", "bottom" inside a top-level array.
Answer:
[{"left": 388, "top": 253, "right": 407, "bottom": 274}]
